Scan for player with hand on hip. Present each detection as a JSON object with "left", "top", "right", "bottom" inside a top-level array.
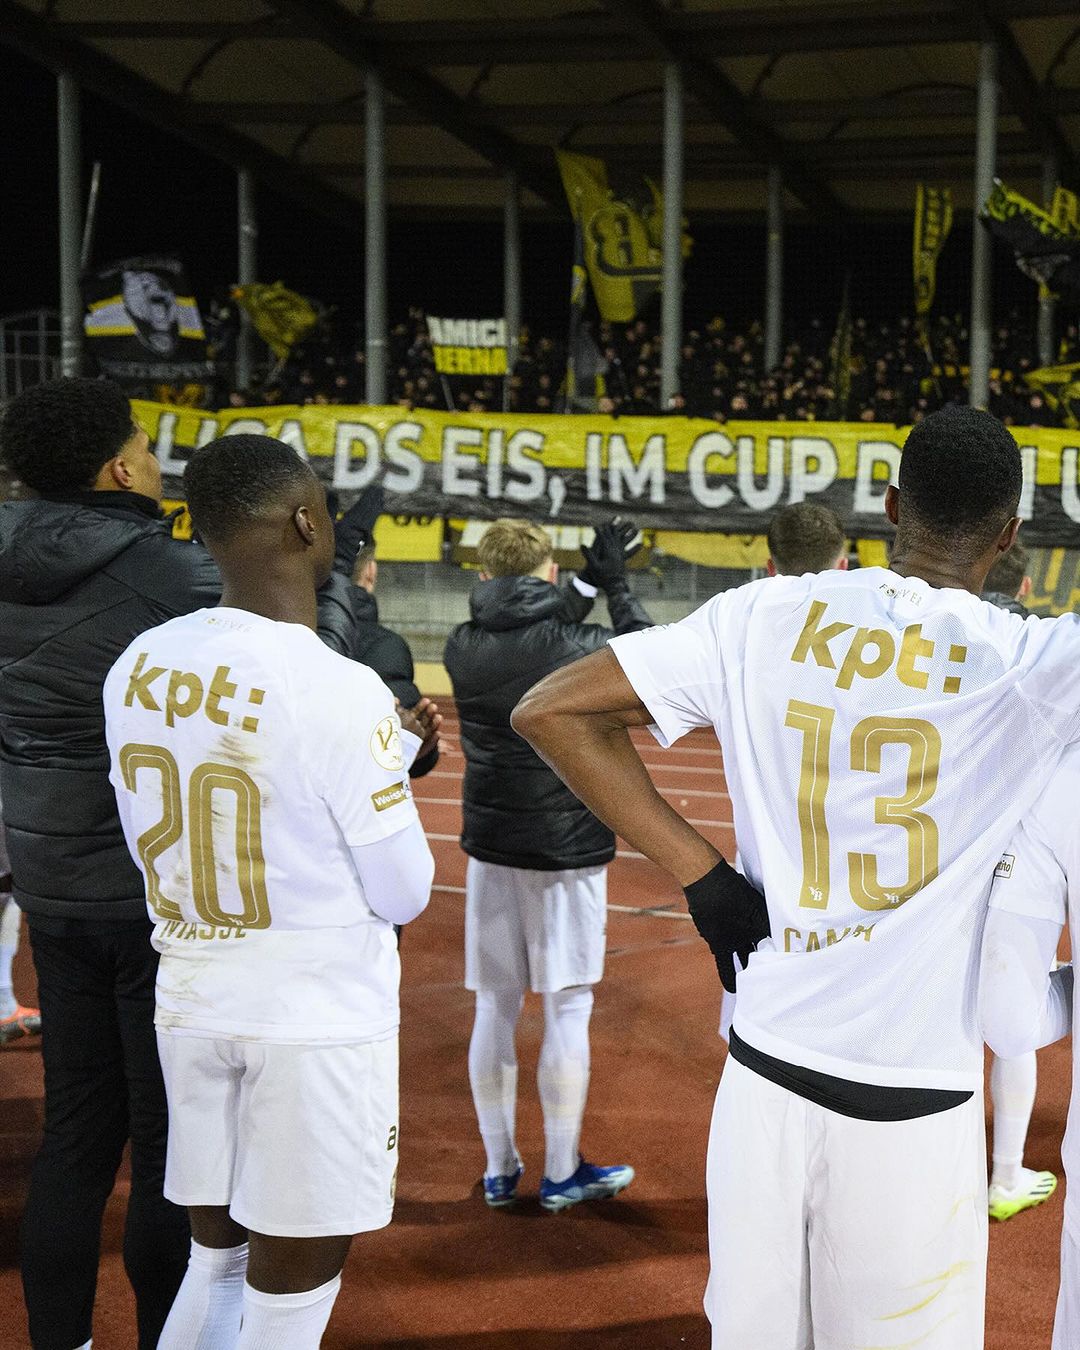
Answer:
[
  {"left": 103, "top": 435, "right": 434, "bottom": 1349},
  {"left": 513, "top": 405, "right": 1080, "bottom": 1349},
  {"left": 716, "top": 503, "right": 851, "bottom": 1038}
]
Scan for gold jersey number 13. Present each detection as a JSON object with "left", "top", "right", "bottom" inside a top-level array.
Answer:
[
  {"left": 119, "top": 742, "right": 271, "bottom": 928},
  {"left": 784, "top": 700, "right": 941, "bottom": 913}
]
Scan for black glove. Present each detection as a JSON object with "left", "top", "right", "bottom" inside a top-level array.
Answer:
[
  {"left": 684, "top": 858, "right": 771, "bottom": 993},
  {"left": 333, "top": 484, "right": 385, "bottom": 574},
  {"left": 578, "top": 519, "right": 641, "bottom": 590}
]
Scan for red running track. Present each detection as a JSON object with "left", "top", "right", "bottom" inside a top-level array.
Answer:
[{"left": 0, "top": 711, "right": 1067, "bottom": 1347}]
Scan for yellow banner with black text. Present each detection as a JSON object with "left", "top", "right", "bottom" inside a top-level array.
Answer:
[{"left": 134, "top": 401, "right": 1080, "bottom": 548}]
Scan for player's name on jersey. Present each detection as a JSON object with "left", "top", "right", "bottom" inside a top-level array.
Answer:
[
  {"left": 792, "top": 597, "right": 968, "bottom": 695},
  {"left": 123, "top": 652, "right": 266, "bottom": 735},
  {"left": 158, "top": 920, "right": 249, "bottom": 942},
  {"left": 783, "top": 923, "right": 876, "bottom": 953}
]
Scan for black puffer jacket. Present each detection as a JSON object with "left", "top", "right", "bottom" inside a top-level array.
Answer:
[
  {"left": 351, "top": 587, "right": 421, "bottom": 707},
  {"left": 982, "top": 591, "right": 1028, "bottom": 617},
  {"left": 350, "top": 587, "right": 438, "bottom": 778},
  {"left": 445, "top": 575, "right": 650, "bottom": 870},
  {"left": 0, "top": 492, "right": 356, "bottom": 924}
]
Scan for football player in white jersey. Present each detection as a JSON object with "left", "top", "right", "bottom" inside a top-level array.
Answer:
[
  {"left": 979, "top": 756, "right": 1077, "bottom": 1348},
  {"left": 513, "top": 404, "right": 1080, "bottom": 1348},
  {"left": 718, "top": 502, "right": 849, "bottom": 1039},
  {"left": 979, "top": 543, "right": 1058, "bottom": 1223},
  {"left": 103, "top": 435, "right": 435, "bottom": 1350}
]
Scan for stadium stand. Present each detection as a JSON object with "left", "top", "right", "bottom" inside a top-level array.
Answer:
[{"left": 231, "top": 306, "right": 1080, "bottom": 428}]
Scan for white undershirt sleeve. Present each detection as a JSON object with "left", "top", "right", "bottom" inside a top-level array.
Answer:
[
  {"left": 401, "top": 728, "right": 422, "bottom": 771},
  {"left": 978, "top": 907, "right": 1072, "bottom": 1058},
  {"left": 349, "top": 817, "right": 434, "bottom": 926}
]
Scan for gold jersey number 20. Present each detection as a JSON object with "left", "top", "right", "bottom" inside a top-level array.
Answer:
[
  {"left": 784, "top": 700, "right": 941, "bottom": 913},
  {"left": 118, "top": 742, "right": 271, "bottom": 928}
]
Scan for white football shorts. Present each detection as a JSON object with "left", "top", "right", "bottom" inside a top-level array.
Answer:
[
  {"left": 464, "top": 858, "right": 607, "bottom": 994},
  {"left": 706, "top": 1055, "right": 987, "bottom": 1350},
  {"left": 157, "top": 1030, "right": 399, "bottom": 1237}
]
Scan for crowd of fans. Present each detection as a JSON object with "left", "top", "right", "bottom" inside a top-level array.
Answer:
[{"left": 220, "top": 302, "right": 1080, "bottom": 429}]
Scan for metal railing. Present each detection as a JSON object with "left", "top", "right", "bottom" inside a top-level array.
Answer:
[{"left": 0, "top": 310, "right": 62, "bottom": 401}]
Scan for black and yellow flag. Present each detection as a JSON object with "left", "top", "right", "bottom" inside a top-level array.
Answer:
[
  {"left": 555, "top": 150, "right": 690, "bottom": 324},
  {"left": 1024, "top": 362, "right": 1080, "bottom": 428},
  {"left": 981, "top": 179, "right": 1080, "bottom": 297},
  {"left": 913, "top": 185, "right": 953, "bottom": 327},
  {"left": 83, "top": 255, "right": 211, "bottom": 395}
]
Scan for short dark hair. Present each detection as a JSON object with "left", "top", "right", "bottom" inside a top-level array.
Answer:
[
  {"left": 184, "top": 434, "right": 317, "bottom": 542},
  {"left": 767, "top": 503, "right": 846, "bottom": 575},
  {"left": 0, "top": 377, "right": 134, "bottom": 494},
  {"left": 898, "top": 406, "right": 1022, "bottom": 556},
  {"left": 983, "top": 540, "right": 1030, "bottom": 598}
]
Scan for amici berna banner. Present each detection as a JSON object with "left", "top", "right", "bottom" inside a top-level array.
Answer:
[{"left": 133, "top": 400, "right": 1080, "bottom": 548}]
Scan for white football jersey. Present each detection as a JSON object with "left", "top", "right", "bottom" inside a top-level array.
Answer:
[
  {"left": 988, "top": 748, "right": 1080, "bottom": 1241},
  {"left": 103, "top": 607, "right": 421, "bottom": 1045},
  {"left": 611, "top": 566, "right": 1080, "bottom": 1089}
]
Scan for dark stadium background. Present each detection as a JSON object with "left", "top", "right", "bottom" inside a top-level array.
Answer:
[{"left": 0, "top": 44, "right": 1041, "bottom": 339}]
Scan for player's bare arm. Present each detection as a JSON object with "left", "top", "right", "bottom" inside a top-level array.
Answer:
[
  {"left": 512, "top": 646, "right": 718, "bottom": 886},
  {"left": 513, "top": 645, "right": 770, "bottom": 991}
]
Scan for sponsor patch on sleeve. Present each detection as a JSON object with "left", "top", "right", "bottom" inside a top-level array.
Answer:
[
  {"left": 994, "top": 853, "right": 1015, "bottom": 880},
  {"left": 372, "top": 781, "right": 410, "bottom": 812}
]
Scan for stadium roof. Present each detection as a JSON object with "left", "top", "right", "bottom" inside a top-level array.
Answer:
[{"left": 3, "top": 0, "right": 1080, "bottom": 226}]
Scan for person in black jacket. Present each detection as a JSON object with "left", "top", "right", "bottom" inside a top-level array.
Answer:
[
  {"left": 350, "top": 543, "right": 440, "bottom": 779},
  {"left": 0, "top": 377, "right": 358, "bottom": 1350},
  {"left": 444, "top": 517, "right": 649, "bottom": 1213},
  {"left": 331, "top": 485, "right": 440, "bottom": 778},
  {"left": 982, "top": 538, "right": 1032, "bottom": 616}
]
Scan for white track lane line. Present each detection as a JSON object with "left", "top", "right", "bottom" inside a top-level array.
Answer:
[
  {"left": 436, "top": 744, "right": 725, "bottom": 764},
  {"left": 424, "top": 830, "right": 676, "bottom": 862},
  {"left": 432, "top": 884, "right": 690, "bottom": 921},
  {"left": 421, "top": 766, "right": 723, "bottom": 788},
  {"left": 415, "top": 785, "right": 733, "bottom": 806},
  {"left": 607, "top": 903, "right": 691, "bottom": 921}
]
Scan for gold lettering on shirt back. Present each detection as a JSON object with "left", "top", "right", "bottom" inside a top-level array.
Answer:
[{"left": 789, "top": 602, "right": 969, "bottom": 696}]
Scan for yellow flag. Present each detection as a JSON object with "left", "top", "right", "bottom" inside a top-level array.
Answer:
[
  {"left": 233, "top": 282, "right": 319, "bottom": 359},
  {"left": 913, "top": 185, "right": 953, "bottom": 325},
  {"left": 556, "top": 150, "right": 662, "bottom": 323}
]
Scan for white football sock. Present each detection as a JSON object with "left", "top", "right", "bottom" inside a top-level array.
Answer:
[
  {"left": 0, "top": 895, "right": 20, "bottom": 1018},
  {"left": 236, "top": 1275, "right": 341, "bottom": 1349},
  {"left": 157, "top": 1240, "right": 249, "bottom": 1349},
  {"left": 538, "top": 986, "right": 593, "bottom": 1184},
  {"left": 468, "top": 987, "right": 523, "bottom": 1178},
  {"left": 990, "top": 1051, "right": 1038, "bottom": 1191}
]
